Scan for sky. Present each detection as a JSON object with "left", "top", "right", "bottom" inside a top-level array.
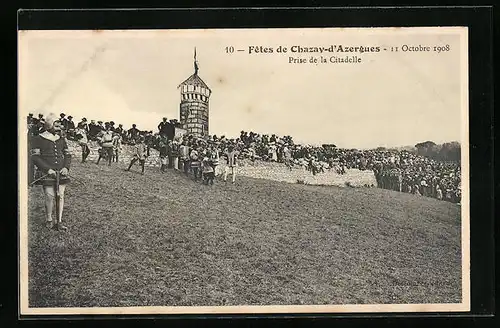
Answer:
[{"left": 18, "top": 28, "right": 467, "bottom": 148}]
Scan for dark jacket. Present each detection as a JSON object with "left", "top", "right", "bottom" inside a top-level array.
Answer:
[{"left": 31, "top": 132, "right": 72, "bottom": 185}]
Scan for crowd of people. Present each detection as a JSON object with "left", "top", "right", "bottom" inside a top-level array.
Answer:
[{"left": 27, "top": 112, "right": 462, "bottom": 204}]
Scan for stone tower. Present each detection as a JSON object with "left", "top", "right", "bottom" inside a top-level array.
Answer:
[{"left": 178, "top": 48, "right": 212, "bottom": 137}]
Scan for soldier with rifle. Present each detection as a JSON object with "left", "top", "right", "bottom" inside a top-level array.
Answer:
[{"left": 30, "top": 113, "right": 72, "bottom": 231}]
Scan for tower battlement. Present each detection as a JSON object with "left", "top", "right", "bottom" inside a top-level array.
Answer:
[{"left": 178, "top": 48, "right": 211, "bottom": 137}]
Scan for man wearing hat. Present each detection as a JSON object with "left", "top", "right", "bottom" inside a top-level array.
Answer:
[
  {"left": 158, "top": 117, "right": 170, "bottom": 138},
  {"left": 78, "top": 117, "right": 88, "bottom": 133},
  {"left": 27, "top": 113, "right": 34, "bottom": 125},
  {"left": 59, "top": 113, "right": 69, "bottom": 131},
  {"left": 66, "top": 115, "right": 76, "bottom": 139},
  {"left": 27, "top": 113, "right": 40, "bottom": 136},
  {"left": 30, "top": 113, "right": 72, "bottom": 231},
  {"left": 35, "top": 114, "right": 45, "bottom": 134}
]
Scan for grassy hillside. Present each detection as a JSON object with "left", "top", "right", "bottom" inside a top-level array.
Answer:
[{"left": 27, "top": 161, "right": 462, "bottom": 307}]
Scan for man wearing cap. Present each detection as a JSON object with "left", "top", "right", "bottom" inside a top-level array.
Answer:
[{"left": 30, "top": 113, "right": 71, "bottom": 231}]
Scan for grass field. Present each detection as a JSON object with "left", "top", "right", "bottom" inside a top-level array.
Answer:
[{"left": 27, "top": 161, "right": 462, "bottom": 307}]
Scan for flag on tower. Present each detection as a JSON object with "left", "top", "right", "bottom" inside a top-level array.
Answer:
[{"left": 194, "top": 47, "right": 199, "bottom": 74}]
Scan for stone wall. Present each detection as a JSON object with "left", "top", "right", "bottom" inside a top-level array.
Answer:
[
  {"left": 217, "top": 160, "right": 377, "bottom": 187},
  {"left": 67, "top": 140, "right": 162, "bottom": 167},
  {"left": 67, "top": 141, "right": 377, "bottom": 187}
]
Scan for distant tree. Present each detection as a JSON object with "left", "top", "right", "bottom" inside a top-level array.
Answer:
[
  {"left": 375, "top": 146, "right": 387, "bottom": 151},
  {"left": 415, "top": 141, "right": 438, "bottom": 157},
  {"left": 414, "top": 140, "right": 460, "bottom": 162},
  {"left": 438, "top": 142, "right": 461, "bottom": 161},
  {"left": 415, "top": 141, "right": 437, "bottom": 149}
]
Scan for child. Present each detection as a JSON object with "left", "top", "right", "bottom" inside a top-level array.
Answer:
[
  {"left": 202, "top": 157, "right": 215, "bottom": 185},
  {"left": 126, "top": 136, "right": 147, "bottom": 175}
]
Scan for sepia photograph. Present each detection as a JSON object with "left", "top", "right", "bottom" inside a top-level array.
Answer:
[{"left": 18, "top": 26, "right": 469, "bottom": 315}]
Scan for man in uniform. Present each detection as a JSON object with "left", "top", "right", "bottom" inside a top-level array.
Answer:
[{"left": 30, "top": 113, "right": 72, "bottom": 231}]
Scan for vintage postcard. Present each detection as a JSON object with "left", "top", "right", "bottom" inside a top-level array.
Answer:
[{"left": 18, "top": 26, "right": 469, "bottom": 315}]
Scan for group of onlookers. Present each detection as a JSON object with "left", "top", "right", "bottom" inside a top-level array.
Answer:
[{"left": 27, "top": 113, "right": 461, "bottom": 202}]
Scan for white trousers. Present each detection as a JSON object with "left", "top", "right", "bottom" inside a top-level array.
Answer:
[{"left": 223, "top": 166, "right": 237, "bottom": 182}]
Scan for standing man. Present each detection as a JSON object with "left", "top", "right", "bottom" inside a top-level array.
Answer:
[
  {"left": 75, "top": 122, "right": 90, "bottom": 163},
  {"left": 65, "top": 116, "right": 76, "bottom": 140},
  {"left": 179, "top": 140, "right": 191, "bottom": 175},
  {"left": 30, "top": 113, "right": 71, "bottom": 231},
  {"left": 96, "top": 124, "right": 114, "bottom": 166},
  {"left": 223, "top": 144, "right": 239, "bottom": 184},
  {"left": 58, "top": 113, "right": 69, "bottom": 131},
  {"left": 88, "top": 120, "right": 99, "bottom": 140},
  {"left": 158, "top": 135, "right": 168, "bottom": 173},
  {"left": 283, "top": 143, "right": 293, "bottom": 171},
  {"left": 112, "top": 132, "right": 122, "bottom": 163},
  {"left": 128, "top": 124, "right": 140, "bottom": 144},
  {"left": 167, "top": 119, "right": 176, "bottom": 141},
  {"left": 78, "top": 117, "right": 89, "bottom": 133},
  {"left": 158, "top": 117, "right": 170, "bottom": 138},
  {"left": 171, "top": 137, "right": 180, "bottom": 170}
]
